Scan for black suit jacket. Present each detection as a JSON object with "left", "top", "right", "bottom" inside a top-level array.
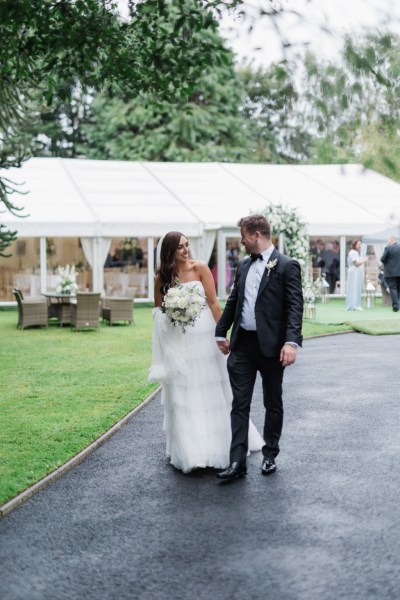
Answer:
[
  {"left": 381, "top": 243, "right": 400, "bottom": 278},
  {"left": 215, "top": 249, "right": 303, "bottom": 358}
]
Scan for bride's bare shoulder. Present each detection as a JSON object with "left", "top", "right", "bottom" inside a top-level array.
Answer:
[
  {"left": 192, "top": 260, "right": 208, "bottom": 271},
  {"left": 192, "top": 261, "right": 210, "bottom": 278}
]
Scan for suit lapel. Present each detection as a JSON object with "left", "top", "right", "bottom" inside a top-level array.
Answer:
[{"left": 257, "top": 248, "right": 279, "bottom": 299}]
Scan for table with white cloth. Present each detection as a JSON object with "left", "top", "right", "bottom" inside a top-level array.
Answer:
[
  {"left": 13, "top": 274, "right": 40, "bottom": 297},
  {"left": 104, "top": 270, "right": 147, "bottom": 297},
  {"left": 13, "top": 273, "right": 61, "bottom": 297}
]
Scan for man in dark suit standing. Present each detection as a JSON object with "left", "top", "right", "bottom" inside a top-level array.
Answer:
[
  {"left": 215, "top": 214, "right": 303, "bottom": 480},
  {"left": 381, "top": 235, "right": 400, "bottom": 312}
]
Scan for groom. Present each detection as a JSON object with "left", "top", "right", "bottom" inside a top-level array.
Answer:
[{"left": 215, "top": 214, "right": 303, "bottom": 480}]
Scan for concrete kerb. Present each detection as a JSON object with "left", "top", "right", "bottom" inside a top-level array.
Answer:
[
  {"left": 0, "top": 386, "right": 161, "bottom": 519},
  {"left": 304, "top": 329, "right": 354, "bottom": 339}
]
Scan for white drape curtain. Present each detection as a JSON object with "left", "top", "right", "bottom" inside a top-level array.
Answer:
[
  {"left": 80, "top": 237, "right": 112, "bottom": 292},
  {"left": 98, "top": 237, "right": 112, "bottom": 266},
  {"left": 360, "top": 242, "right": 385, "bottom": 261},
  {"left": 361, "top": 242, "right": 385, "bottom": 268},
  {"left": 80, "top": 238, "right": 94, "bottom": 267},
  {"left": 188, "top": 230, "right": 216, "bottom": 263},
  {"left": 373, "top": 244, "right": 385, "bottom": 265}
]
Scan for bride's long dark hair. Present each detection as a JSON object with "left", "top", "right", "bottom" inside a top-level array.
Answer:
[{"left": 157, "top": 231, "right": 186, "bottom": 293}]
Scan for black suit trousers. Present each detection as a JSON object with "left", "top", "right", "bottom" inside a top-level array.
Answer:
[
  {"left": 227, "top": 329, "right": 285, "bottom": 464},
  {"left": 386, "top": 276, "right": 400, "bottom": 310}
]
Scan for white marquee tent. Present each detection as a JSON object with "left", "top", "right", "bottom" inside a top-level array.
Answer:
[{"left": 2, "top": 158, "right": 400, "bottom": 297}]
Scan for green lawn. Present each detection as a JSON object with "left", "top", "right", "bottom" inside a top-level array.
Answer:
[
  {"left": 308, "top": 297, "right": 400, "bottom": 335},
  {"left": 1, "top": 297, "right": 398, "bottom": 507},
  {"left": 0, "top": 305, "right": 158, "bottom": 506}
]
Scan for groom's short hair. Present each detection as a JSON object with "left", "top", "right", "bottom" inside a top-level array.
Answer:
[{"left": 237, "top": 214, "right": 271, "bottom": 239}]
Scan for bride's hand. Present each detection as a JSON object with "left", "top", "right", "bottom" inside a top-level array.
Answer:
[{"left": 217, "top": 340, "right": 230, "bottom": 355}]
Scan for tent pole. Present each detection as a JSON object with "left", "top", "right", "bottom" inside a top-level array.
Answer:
[
  {"left": 340, "top": 235, "right": 346, "bottom": 295},
  {"left": 147, "top": 237, "right": 154, "bottom": 302},
  {"left": 40, "top": 237, "right": 47, "bottom": 293},
  {"left": 217, "top": 230, "right": 225, "bottom": 299}
]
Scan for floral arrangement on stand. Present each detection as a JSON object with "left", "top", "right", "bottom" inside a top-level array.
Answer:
[
  {"left": 303, "top": 282, "right": 318, "bottom": 319},
  {"left": 261, "top": 203, "right": 309, "bottom": 268},
  {"left": 56, "top": 264, "right": 79, "bottom": 295},
  {"left": 162, "top": 281, "right": 206, "bottom": 333}
]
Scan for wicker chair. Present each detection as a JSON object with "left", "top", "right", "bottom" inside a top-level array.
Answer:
[
  {"left": 70, "top": 292, "right": 101, "bottom": 331},
  {"left": 13, "top": 288, "right": 48, "bottom": 329},
  {"left": 102, "top": 297, "right": 134, "bottom": 326}
]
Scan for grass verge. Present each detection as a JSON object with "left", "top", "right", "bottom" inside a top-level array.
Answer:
[
  {"left": 0, "top": 305, "right": 157, "bottom": 506},
  {"left": 348, "top": 320, "right": 400, "bottom": 335}
]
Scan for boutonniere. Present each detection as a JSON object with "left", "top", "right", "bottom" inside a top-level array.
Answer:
[{"left": 265, "top": 258, "right": 278, "bottom": 276}]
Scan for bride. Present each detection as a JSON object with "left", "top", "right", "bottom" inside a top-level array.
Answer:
[{"left": 149, "top": 231, "right": 263, "bottom": 473}]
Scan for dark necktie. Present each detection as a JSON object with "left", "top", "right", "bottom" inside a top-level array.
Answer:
[{"left": 250, "top": 253, "right": 263, "bottom": 261}]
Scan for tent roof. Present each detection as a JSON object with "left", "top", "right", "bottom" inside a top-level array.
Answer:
[
  {"left": 2, "top": 158, "right": 400, "bottom": 237},
  {"left": 362, "top": 225, "right": 400, "bottom": 243}
]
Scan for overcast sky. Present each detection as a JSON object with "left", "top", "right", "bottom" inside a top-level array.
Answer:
[{"left": 219, "top": 0, "right": 400, "bottom": 65}]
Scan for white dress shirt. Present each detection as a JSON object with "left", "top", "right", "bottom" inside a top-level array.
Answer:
[{"left": 240, "top": 246, "right": 275, "bottom": 330}]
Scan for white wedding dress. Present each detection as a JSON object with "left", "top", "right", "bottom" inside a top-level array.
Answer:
[{"left": 149, "top": 281, "right": 264, "bottom": 473}]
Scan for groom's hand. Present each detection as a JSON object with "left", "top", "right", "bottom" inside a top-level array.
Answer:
[
  {"left": 280, "top": 343, "right": 297, "bottom": 367},
  {"left": 217, "top": 340, "right": 230, "bottom": 355}
]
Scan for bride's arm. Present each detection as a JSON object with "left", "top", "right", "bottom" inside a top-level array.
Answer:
[{"left": 198, "top": 262, "right": 222, "bottom": 323}]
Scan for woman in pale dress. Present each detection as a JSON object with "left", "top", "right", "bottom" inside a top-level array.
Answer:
[
  {"left": 346, "top": 239, "right": 368, "bottom": 310},
  {"left": 149, "top": 231, "right": 263, "bottom": 473}
]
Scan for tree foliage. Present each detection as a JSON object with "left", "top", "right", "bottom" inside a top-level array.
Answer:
[
  {"left": 304, "top": 33, "right": 400, "bottom": 180},
  {"left": 238, "top": 62, "right": 311, "bottom": 163},
  {"left": 18, "top": 79, "right": 92, "bottom": 158},
  {"left": 80, "top": 50, "right": 251, "bottom": 162},
  {"left": 0, "top": 0, "right": 235, "bottom": 252}
]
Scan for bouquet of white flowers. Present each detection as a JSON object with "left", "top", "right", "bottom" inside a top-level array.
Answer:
[
  {"left": 162, "top": 283, "right": 206, "bottom": 333},
  {"left": 56, "top": 264, "right": 79, "bottom": 295}
]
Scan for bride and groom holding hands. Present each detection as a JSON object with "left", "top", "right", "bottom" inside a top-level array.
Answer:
[{"left": 149, "top": 213, "right": 303, "bottom": 481}]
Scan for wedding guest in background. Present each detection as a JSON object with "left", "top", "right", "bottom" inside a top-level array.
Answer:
[
  {"left": 346, "top": 240, "right": 368, "bottom": 311},
  {"left": 320, "top": 241, "right": 336, "bottom": 293},
  {"left": 309, "top": 240, "right": 318, "bottom": 266},
  {"left": 331, "top": 241, "right": 341, "bottom": 293},
  {"left": 311, "top": 239, "right": 324, "bottom": 268},
  {"left": 380, "top": 235, "right": 400, "bottom": 312},
  {"left": 133, "top": 240, "right": 144, "bottom": 268},
  {"left": 111, "top": 247, "right": 123, "bottom": 267},
  {"left": 104, "top": 252, "right": 113, "bottom": 268}
]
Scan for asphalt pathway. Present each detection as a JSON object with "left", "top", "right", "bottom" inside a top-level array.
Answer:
[{"left": 1, "top": 333, "right": 400, "bottom": 600}]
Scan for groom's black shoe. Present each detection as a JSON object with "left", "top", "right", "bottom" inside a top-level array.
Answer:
[
  {"left": 216, "top": 462, "right": 247, "bottom": 480},
  {"left": 261, "top": 457, "right": 276, "bottom": 475}
]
